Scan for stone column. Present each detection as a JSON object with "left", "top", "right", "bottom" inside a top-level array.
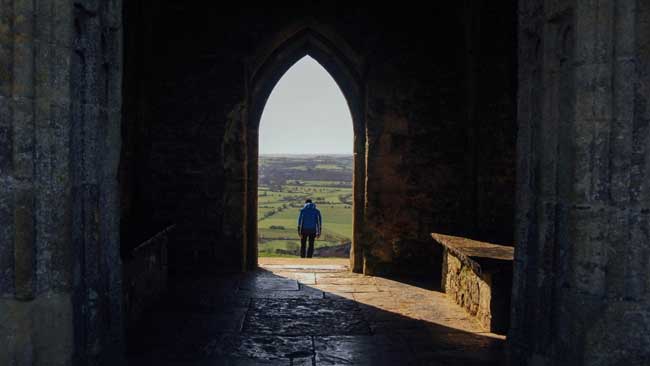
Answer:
[
  {"left": 361, "top": 107, "right": 388, "bottom": 275},
  {"left": 350, "top": 114, "right": 366, "bottom": 273},
  {"left": 511, "top": 0, "right": 650, "bottom": 364},
  {"left": 222, "top": 102, "right": 248, "bottom": 272},
  {"left": 0, "top": 1, "right": 124, "bottom": 365},
  {"left": 246, "top": 122, "right": 258, "bottom": 271}
]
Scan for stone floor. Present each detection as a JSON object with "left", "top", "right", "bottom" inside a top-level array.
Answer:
[{"left": 128, "top": 258, "right": 505, "bottom": 365}]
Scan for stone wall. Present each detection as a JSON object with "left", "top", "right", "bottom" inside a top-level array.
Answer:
[
  {"left": 443, "top": 253, "right": 493, "bottom": 330},
  {"left": 120, "top": 2, "right": 518, "bottom": 275},
  {"left": 468, "top": 0, "right": 518, "bottom": 244},
  {"left": 119, "top": 0, "right": 165, "bottom": 256},
  {"left": 1, "top": 1, "right": 518, "bottom": 363},
  {"left": 511, "top": 0, "right": 650, "bottom": 364},
  {"left": 0, "top": 1, "right": 124, "bottom": 365},
  {"left": 362, "top": 0, "right": 517, "bottom": 275},
  {"left": 1, "top": 1, "right": 648, "bottom": 365}
]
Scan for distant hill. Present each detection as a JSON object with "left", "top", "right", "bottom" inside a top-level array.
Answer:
[{"left": 259, "top": 154, "right": 352, "bottom": 187}]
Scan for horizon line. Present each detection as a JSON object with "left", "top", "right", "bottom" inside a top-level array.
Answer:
[{"left": 259, "top": 153, "right": 352, "bottom": 155}]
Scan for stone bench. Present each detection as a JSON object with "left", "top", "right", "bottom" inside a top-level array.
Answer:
[
  {"left": 123, "top": 224, "right": 175, "bottom": 335},
  {"left": 431, "top": 233, "right": 513, "bottom": 334}
]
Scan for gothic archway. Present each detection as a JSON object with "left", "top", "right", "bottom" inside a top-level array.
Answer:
[{"left": 244, "top": 25, "right": 366, "bottom": 271}]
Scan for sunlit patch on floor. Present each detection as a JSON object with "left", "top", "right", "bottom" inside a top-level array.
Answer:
[{"left": 128, "top": 257, "right": 505, "bottom": 365}]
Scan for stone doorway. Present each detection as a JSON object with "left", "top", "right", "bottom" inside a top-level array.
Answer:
[
  {"left": 235, "top": 25, "right": 368, "bottom": 272},
  {"left": 256, "top": 56, "right": 355, "bottom": 260}
]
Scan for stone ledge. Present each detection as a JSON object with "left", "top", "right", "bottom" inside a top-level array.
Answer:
[
  {"left": 123, "top": 224, "right": 175, "bottom": 346},
  {"left": 432, "top": 233, "right": 513, "bottom": 334},
  {"left": 431, "top": 233, "right": 514, "bottom": 275},
  {"left": 130, "top": 224, "right": 176, "bottom": 257}
]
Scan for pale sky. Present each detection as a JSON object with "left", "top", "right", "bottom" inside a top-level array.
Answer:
[{"left": 259, "top": 56, "right": 353, "bottom": 155}]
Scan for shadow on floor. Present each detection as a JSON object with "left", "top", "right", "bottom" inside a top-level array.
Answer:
[{"left": 127, "top": 266, "right": 505, "bottom": 366}]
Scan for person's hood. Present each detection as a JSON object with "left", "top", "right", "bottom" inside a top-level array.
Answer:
[{"left": 303, "top": 202, "right": 316, "bottom": 210}]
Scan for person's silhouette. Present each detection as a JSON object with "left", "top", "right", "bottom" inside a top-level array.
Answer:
[{"left": 297, "top": 199, "right": 322, "bottom": 258}]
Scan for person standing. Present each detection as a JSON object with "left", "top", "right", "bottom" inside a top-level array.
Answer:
[{"left": 297, "top": 199, "right": 322, "bottom": 258}]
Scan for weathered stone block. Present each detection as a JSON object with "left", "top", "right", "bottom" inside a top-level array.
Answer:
[
  {"left": 0, "top": 292, "right": 74, "bottom": 366},
  {"left": 14, "top": 184, "right": 35, "bottom": 300},
  {"left": 34, "top": 0, "right": 74, "bottom": 48},
  {"left": 0, "top": 177, "right": 15, "bottom": 296},
  {"left": 575, "top": 63, "right": 613, "bottom": 122},
  {"left": 434, "top": 233, "right": 513, "bottom": 334},
  {"left": 12, "top": 98, "right": 35, "bottom": 179}
]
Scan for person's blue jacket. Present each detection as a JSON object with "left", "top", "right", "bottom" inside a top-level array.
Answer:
[{"left": 298, "top": 202, "right": 322, "bottom": 235}]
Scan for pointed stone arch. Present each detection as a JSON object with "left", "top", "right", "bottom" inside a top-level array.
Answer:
[{"left": 242, "top": 24, "right": 367, "bottom": 271}]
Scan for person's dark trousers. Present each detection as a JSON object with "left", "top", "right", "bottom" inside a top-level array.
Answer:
[{"left": 300, "top": 229, "right": 316, "bottom": 258}]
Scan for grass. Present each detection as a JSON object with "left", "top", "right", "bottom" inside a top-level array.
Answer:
[
  {"left": 259, "top": 205, "right": 352, "bottom": 239},
  {"left": 258, "top": 169, "right": 352, "bottom": 257},
  {"left": 314, "top": 164, "right": 344, "bottom": 170},
  {"left": 300, "top": 180, "right": 351, "bottom": 187},
  {"left": 258, "top": 235, "right": 347, "bottom": 256}
]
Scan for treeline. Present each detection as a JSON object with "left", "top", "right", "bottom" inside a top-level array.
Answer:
[
  {"left": 260, "top": 170, "right": 352, "bottom": 186},
  {"left": 258, "top": 155, "right": 353, "bottom": 187}
]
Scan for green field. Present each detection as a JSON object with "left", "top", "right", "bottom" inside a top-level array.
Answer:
[{"left": 258, "top": 155, "right": 352, "bottom": 257}]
